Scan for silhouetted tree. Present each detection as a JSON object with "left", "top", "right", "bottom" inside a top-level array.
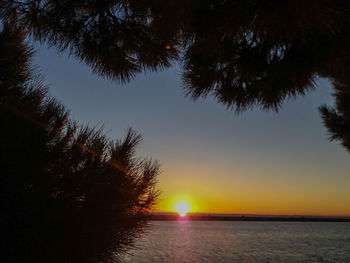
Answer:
[
  {"left": 1, "top": 0, "right": 349, "bottom": 151},
  {"left": 0, "top": 24, "right": 159, "bottom": 263},
  {"left": 319, "top": 53, "right": 350, "bottom": 152},
  {"left": 0, "top": 1, "right": 347, "bottom": 105}
]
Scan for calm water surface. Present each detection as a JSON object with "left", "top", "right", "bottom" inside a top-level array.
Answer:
[{"left": 122, "top": 221, "right": 350, "bottom": 263}]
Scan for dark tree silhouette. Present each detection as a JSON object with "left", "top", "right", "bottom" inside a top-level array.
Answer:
[
  {"left": 319, "top": 53, "right": 350, "bottom": 152},
  {"left": 0, "top": 24, "right": 159, "bottom": 263},
  {"left": 1, "top": 0, "right": 349, "bottom": 151},
  {"left": 0, "top": 0, "right": 182, "bottom": 82},
  {"left": 320, "top": 85, "right": 350, "bottom": 153}
]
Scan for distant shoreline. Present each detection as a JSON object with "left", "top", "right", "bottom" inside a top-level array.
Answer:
[{"left": 147, "top": 213, "right": 350, "bottom": 222}]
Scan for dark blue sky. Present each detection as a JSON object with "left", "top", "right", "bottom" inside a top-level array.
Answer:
[{"left": 33, "top": 44, "right": 350, "bottom": 215}]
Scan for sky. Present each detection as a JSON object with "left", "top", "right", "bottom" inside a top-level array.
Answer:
[{"left": 34, "top": 44, "right": 350, "bottom": 216}]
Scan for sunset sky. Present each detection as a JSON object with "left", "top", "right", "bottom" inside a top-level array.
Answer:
[{"left": 35, "top": 45, "right": 350, "bottom": 217}]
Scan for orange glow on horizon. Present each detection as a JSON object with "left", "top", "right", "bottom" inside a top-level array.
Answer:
[
  {"left": 155, "top": 189, "right": 350, "bottom": 217},
  {"left": 155, "top": 169, "right": 350, "bottom": 217}
]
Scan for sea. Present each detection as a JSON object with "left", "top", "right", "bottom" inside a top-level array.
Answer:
[{"left": 121, "top": 220, "right": 350, "bottom": 263}]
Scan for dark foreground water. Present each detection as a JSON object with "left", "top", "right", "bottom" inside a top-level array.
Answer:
[{"left": 121, "top": 221, "right": 350, "bottom": 263}]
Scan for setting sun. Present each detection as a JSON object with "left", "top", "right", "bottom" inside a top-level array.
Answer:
[{"left": 174, "top": 201, "right": 191, "bottom": 217}]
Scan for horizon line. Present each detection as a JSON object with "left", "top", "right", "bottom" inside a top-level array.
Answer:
[{"left": 152, "top": 211, "right": 350, "bottom": 218}]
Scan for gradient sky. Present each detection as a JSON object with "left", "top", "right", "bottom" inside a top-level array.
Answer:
[{"left": 34, "top": 44, "right": 350, "bottom": 216}]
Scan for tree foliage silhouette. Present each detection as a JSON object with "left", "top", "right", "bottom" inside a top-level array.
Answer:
[
  {"left": 1, "top": 0, "right": 349, "bottom": 151},
  {"left": 319, "top": 53, "right": 350, "bottom": 152},
  {"left": 0, "top": 24, "right": 159, "bottom": 263}
]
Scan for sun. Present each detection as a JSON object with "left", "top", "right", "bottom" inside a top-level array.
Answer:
[{"left": 174, "top": 201, "right": 191, "bottom": 217}]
